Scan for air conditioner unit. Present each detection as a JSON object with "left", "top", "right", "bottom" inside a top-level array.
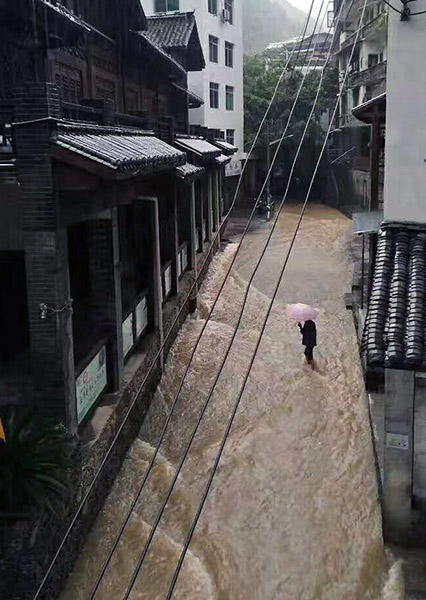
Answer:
[{"left": 222, "top": 8, "right": 231, "bottom": 22}]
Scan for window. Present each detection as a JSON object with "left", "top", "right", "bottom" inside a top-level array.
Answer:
[
  {"left": 225, "top": 41, "right": 234, "bottom": 67},
  {"left": 368, "top": 54, "right": 378, "bottom": 68},
  {"left": 208, "top": 0, "right": 217, "bottom": 14},
  {"left": 365, "top": 85, "right": 372, "bottom": 102},
  {"left": 154, "top": 0, "right": 179, "bottom": 12},
  {"left": 209, "top": 35, "right": 219, "bottom": 63},
  {"left": 55, "top": 62, "right": 83, "bottom": 104},
  {"left": 352, "top": 87, "right": 360, "bottom": 108},
  {"left": 224, "top": 0, "right": 233, "bottom": 23},
  {"left": 226, "top": 129, "right": 235, "bottom": 145},
  {"left": 226, "top": 85, "right": 234, "bottom": 111},
  {"left": 210, "top": 82, "right": 219, "bottom": 108}
]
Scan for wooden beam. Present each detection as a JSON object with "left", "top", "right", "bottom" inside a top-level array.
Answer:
[
  {"left": 151, "top": 197, "right": 164, "bottom": 365},
  {"left": 207, "top": 171, "right": 213, "bottom": 241},
  {"left": 111, "top": 206, "right": 124, "bottom": 391},
  {"left": 370, "top": 108, "right": 380, "bottom": 211},
  {"left": 173, "top": 183, "right": 180, "bottom": 296}
]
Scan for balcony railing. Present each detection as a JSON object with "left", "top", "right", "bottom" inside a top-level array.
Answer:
[{"left": 348, "top": 60, "right": 387, "bottom": 88}]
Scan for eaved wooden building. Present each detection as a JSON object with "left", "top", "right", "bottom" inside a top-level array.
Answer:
[{"left": 0, "top": 0, "right": 237, "bottom": 436}]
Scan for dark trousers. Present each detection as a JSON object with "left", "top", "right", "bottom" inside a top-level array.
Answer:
[{"left": 304, "top": 345, "right": 314, "bottom": 361}]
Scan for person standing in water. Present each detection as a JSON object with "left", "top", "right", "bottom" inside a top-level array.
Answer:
[{"left": 298, "top": 320, "right": 317, "bottom": 367}]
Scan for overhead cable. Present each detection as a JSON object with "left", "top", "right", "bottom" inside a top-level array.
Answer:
[
  {"left": 86, "top": 6, "right": 322, "bottom": 600},
  {"left": 31, "top": 7, "right": 311, "bottom": 596},
  {"left": 165, "top": 0, "right": 369, "bottom": 595},
  {"left": 119, "top": 1, "right": 356, "bottom": 598}
]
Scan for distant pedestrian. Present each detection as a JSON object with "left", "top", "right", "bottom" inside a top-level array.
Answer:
[{"left": 298, "top": 320, "right": 317, "bottom": 367}]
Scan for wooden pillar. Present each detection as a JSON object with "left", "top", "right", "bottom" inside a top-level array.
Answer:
[
  {"left": 199, "top": 181, "right": 205, "bottom": 253},
  {"left": 190, "top": 181, "right": 197, "bottom": 271},
  {"left": 370, "top": 108, "right": 380, "bottom": 211},
  {"left": 111, "top": 207, "right": 124, "bottom": 389},
  {"left": 188, "top": 181, "right": 198, "bottom": 314},
  {"left": 207, "top": 171, "right": 213, "bottom": 241},
  {"left": 214, "top": 169, "right": 221, "bottom": 240},
  {"left": 173, "top": 184, "right": 180, "bottom": 296},
  {"left": 151, "top": 198, "right": 164, "bottom": 361}
]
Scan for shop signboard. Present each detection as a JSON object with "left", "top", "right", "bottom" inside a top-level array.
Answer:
[
  {"left": 180, "top": 244, "right": 188, "bottom": 273},
  {"left": 164, "top": 264, "right": 172, "bottom": 298},
  {"left": 76, "top": 346, "right": 107, "bottom": 424},
  {"left": 225, "top": 160, "right": 242, "bottom": 178},
  {"left": 123, "top": 312, "right": 134, "bottom": 357},
  {"left": 136, "top": 296, "right": 148, "bottom": 337}
]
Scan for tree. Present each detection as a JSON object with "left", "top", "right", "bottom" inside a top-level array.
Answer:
[
  {"left": 243, "top": 55, "right": 338, "bottom": 199},
  {"left": 0, "top": 407, "right": 72, "bottom": 518}
]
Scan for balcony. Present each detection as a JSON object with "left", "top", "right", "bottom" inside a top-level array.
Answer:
[
  {"left": 339, "top": 112, "right": 365, "bottom": 128},
  {"left": 348, "top": 60, "right": 387, "bottom": 89},
  {"left": 339, "top": 12, "right": 387, "bottom": 52}
]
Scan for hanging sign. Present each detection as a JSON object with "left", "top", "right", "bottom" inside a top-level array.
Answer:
[
  {"left": 225, "top": 160, "right": 242, "bottom": 178},
  {"left": 76, "top": 346, "right": 107, "bottom": 424}
]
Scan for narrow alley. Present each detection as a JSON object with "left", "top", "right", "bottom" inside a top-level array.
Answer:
[{"left": 63, "top": 204, "right": 390, "bottom": 600}]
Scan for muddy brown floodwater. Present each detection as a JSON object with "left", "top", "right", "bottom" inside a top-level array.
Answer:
[{"left": 63, "top": 204, "right": 404, "bottom": 600}]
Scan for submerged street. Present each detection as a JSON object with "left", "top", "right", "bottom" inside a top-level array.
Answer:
[{"left": 63, "top": 204, "right": 391, "bottom": 599}]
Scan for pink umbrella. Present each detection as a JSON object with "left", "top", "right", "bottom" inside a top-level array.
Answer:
[{"left": 286, "top": 303, "right": 319, "bottom": 322}]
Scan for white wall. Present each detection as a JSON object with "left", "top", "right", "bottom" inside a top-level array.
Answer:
[
  {"left": 384, "top": 2, "right": 426, "bottom": 223},
  {"left": 143, "top": 0, "right": 244, "bottom": 174}
]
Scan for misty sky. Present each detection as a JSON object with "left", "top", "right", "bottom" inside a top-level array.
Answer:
[{"left": 284, "top": 0, "right": 325, "bottom": 16}]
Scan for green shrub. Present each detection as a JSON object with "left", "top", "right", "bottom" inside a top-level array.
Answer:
[{"left": 0, "top": 408, "right": 72, "bottom": 519}]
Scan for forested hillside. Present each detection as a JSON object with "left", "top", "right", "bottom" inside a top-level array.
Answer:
[{"left": 243, "top": 0, "right": 307, "bottom": 55}]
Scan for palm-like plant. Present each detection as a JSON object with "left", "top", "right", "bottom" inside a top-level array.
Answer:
[{"left": 0, "top": 408, "right": 71, "bottom": 519}]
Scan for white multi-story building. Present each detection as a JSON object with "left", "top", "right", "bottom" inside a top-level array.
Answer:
[{"left": 143, "top": 0, "right": 244, "bottom": 177}]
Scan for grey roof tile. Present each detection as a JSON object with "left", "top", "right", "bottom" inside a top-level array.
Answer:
[
  {"left": 175, "top": 136, "right": 221, "bottom": 158},
  {"left": 175, "top": 162, "right": 205, "bottom": 181},
  {"left": 364, "top": 224, "right": 426, "bottom": 370},
  {"left": 145, "top": 12, "right": 196, "bottom": 49},
  {"left": 53, "top": 122, "right": 185, "bottom": 175},
  {"left": 214, "top": 140, "right": 238, "bottom": 155},
  {"left": 215, "top": 154, "right": 232, "bottom": 166}
]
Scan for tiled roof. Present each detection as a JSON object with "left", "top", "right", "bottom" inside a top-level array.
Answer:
[
  {"left": 145, "top": 12, "right": 205, "bottom": 71},
  {"left": 0, "top": 161, "right": 17, "bottom": 185},
  {"left": 175, "top": 136, "right": 221, "bottom": 158},
  {"left": 145, "top": 12, "right": 196, "bottom": 49},
  {"left": 173, "top": 84, "right": 204, "bottom": 108},
  {"left": 133, "top": 32, "right": 186, "bottom": 76},
  {"left": 37, "top": 0, "right": 92, "bottom": 31},
  {"left": 215, "top": 154, "right": 232, "bottom": 166},
  {"left": 364, "top": 224, "right": 426, "bottom": 370},
  {"left": 53, "top": 122, "right": 186, "bottom": 176},
  {"left": 214, "top": 140, "right": 238, "bottom": 155},
  {"left": 175, "top": 162, "right": 205, "bottom": 181}
]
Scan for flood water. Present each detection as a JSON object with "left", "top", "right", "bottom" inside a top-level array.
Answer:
[{"left": 63, "top": 204, "right": 403, "bottom": 599}]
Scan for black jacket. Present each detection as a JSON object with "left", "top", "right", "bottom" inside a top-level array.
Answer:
[{"left": 298, "top": 320, "right": 317, "bottom": 347}]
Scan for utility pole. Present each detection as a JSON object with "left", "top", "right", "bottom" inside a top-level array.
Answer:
[{"left": 266, "top": 124, "right": 271, "bottom": 204}]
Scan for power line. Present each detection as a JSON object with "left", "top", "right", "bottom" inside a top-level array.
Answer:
[
  {"left": 31, "top": 7, "right": 311, "bottom": 596},
  {"left": 118, "top": 2, "right": 352, "bottom": 598},
  {"left": 109, "top": 5, "right": 330, "bottom": 599},
  {"left": 84, "top": 4, "right": 319, "bottom": 600},
  {"left": 166, "top": 0, "right": 369, "bottom": 595},
  {"left": 382, "top": 0, "right": 403, "bottom": 13}
]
